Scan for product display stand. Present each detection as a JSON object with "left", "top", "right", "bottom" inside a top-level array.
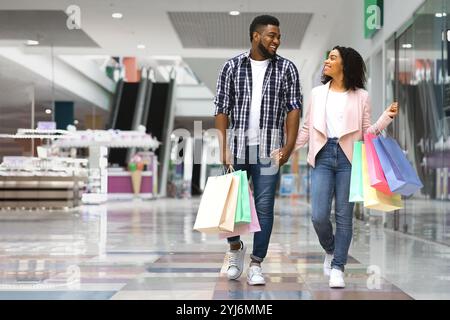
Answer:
[
  {"left": 0, "top": 156, "right": 88, "bottom": 210},
  {"left": 0, "top": 128, "right": 159, "bottom": 205},
  {"left": 53, "top": 128, "right": 160, "bottom": 204}
]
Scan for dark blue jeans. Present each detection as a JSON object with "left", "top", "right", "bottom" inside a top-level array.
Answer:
[
  {"left": 227, "top": 145, "right": 280, "bottom": 263},
  {"left": 311, "top": 138, "right": 355, "bottom": 272}
]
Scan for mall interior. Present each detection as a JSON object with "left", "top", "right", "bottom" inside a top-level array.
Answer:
[{"left": 0, "top": 0, "right": 448, "bottom": 300}]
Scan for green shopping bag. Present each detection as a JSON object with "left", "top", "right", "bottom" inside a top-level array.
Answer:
[
  {"left": 233, "top": 170, "right": 251, "bottom": 224},
  {"left": 349, "top": 141, "right": 364, "bottom": 202}
]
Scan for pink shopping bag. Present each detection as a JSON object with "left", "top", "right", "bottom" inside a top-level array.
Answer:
[
  {"left": 219, "top": 186, "right": 261, "bottom": 239},
  {"left": 364, "top": 133, "right": 393, "bottom": 195}
]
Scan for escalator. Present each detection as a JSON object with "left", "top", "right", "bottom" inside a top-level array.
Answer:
[
  {"left": 108, "top": 69, "right": 176, "bottom": 196},
  {"left": 108, "top": 80, "right": 139, "bottom": 167}
]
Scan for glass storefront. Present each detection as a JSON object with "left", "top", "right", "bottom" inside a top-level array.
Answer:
[{"left": 385, "top": 0, "right": 450, "bottom": 245}]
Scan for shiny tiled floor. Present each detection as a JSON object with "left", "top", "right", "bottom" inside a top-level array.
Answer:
[
  {"left": 383, "top": 198, "right": 450, "bottom": 246},
  {"left": 0, "top": 197, "right": 448, "bottom": 300}
]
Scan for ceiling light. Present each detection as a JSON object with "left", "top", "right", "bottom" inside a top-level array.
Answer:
[
  {"left": 112, "top": 13, "right": 123, "bottom": 19},
  {"left": 45, "top": 109, "right": 52, "bottom": 114},
  {"left": 137, "top": 44, "right": 146, "bottom": 49},
  {"left": 402, "top": 43, "right": 413, "bottom": 49},
  {"left": 26, "top": 40, "right": 39, "bottom": 46},
  {"left": 435, "top": 12, "right": 447, "bottom": 17},
  {"left": 229, "top": 11, "right": 240, "bottom": 16}
]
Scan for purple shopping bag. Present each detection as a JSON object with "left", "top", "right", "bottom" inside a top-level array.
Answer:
[
  {"left": 372, "top": 136, "right": 423, "bottom": 196},
  {"left": 219, "top": 186, "right": 261, "bottom": 239}
]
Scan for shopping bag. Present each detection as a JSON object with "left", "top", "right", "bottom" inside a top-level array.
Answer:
[
  {"left": 373, "top": 136, "right": 423, "bottom": 196},
  {"left": 349, "top": 141, "right": 364, "bottom": 202},
  {"left": 233, "top": 170, "right": 251, "bottom": 224},
  {"left": 193, "top": 172, "right": 239, "bottom": 233},
  {"left": 364, "top": 133, "right": 392, "bottom": 195},
  {"left": 219, "top": 185, "right": 261, "bottom": 239},
  {"left": 362, "top": 144, "right": 403, "bottom": 212}
]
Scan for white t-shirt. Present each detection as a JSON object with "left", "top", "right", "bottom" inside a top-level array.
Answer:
[
  {"left": 325, "top": 90, "right": 349, "bottom": 138},
  {"left": 248, "top": 58, "right": 270, "bottom": 145}
]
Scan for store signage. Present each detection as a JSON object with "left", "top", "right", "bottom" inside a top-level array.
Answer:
[{"left": 364, "top": 0, "right": 384, "bottom": 39}]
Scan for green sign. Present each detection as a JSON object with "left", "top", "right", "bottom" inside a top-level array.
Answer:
[{"left": 364, "top": 0, "right": 383, "bottom": 39}]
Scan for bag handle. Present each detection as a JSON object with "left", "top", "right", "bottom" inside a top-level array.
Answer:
[
  {"left": 368, "top": 119, "right": 393, "bottom": 138},
  {"left": 220, "top": 164, "right": 235, "bottom": 175}
]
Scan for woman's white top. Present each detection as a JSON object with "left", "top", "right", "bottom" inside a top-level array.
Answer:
[{"left": 325, "top": 90, "right": 349, "bottom": 138}]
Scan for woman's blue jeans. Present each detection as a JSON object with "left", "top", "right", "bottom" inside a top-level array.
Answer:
[{"left": 311, "top": 138, "right": 355, "bottom": 272}]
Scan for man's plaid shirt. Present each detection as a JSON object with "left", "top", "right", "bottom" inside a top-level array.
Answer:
[{"left": 214, "top": 51, "right": 302, "bottom": 159}]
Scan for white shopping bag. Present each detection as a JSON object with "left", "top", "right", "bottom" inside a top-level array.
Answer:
[{"left": 193, "top": 172, "right": 239, "bottom": 234}]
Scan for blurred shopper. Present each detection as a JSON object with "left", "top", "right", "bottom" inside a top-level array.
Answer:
[
  {"left": 214, "top": 15, "right": 301, "bottom": 285},
  {"left": 290, "top": 46, "right": 398, "bottom": 288}
]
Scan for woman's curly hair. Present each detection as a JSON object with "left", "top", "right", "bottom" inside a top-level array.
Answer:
[{"left": 322, "top": 45, "right": 367, "bottom": 91}]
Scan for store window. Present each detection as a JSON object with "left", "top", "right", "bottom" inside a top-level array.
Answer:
[{"left": 385, "top": 0, "right": 450, "bottom": 245}]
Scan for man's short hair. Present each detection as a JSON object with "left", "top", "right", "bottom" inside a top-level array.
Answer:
[{"left": 249, "top": 15, "right": 280, "bottom": 42}]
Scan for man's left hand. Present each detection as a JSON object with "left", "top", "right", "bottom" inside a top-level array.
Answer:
[{"left": 270, "top": 146, "right": 293, "bottom": 167}]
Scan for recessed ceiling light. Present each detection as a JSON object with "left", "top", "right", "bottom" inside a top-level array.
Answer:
[
  {"left": 229, "top": 11, "right": 240, "bottom": 16},
  {"left": 436, "top": 12, "right": 447, "bottom": 17},
  {"left": 26, "top": 40, "right": 39, "bottom": 46},
  {"left": 137, "top": 44, "right": 146, "bottom": 49},
  {"left": 402, "top": 43, "right": 413, "bottom": 49},
  {"left": 112, "top": 13, "right": 123, "bottom": 19},
  {"left": 45, "top": 109, "right": 52, "bottom": 114}
]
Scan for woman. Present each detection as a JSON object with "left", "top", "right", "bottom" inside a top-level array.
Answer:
[{"left": 294, "top": 46, "right": 398, "bottom": 288}]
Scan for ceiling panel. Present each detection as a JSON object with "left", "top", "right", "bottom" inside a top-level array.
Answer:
[
  {"left": 168, "top": 12, "right": 312, "bottom": 49},
  {"left": 0, "top": 10, "right": 100, "bottom": 47}
]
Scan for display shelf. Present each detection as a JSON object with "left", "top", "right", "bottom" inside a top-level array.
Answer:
[
  {"left": 0, "top": 153, "right": 88, "bottom": 210},
  {"left": 17, "top": 129, "right": 70, "bottom": 135},
  {"left": 0, "top": 127, "right": 159, "bottom": 205},
  {"left": 53, "top": 129, "right": 160, "bottom": 149},
  {"left": 52, "top": 129, "right": 160, "bottom": 204},
  {"left": 0, "top": 129, "right": 70, "bottom": 140}
]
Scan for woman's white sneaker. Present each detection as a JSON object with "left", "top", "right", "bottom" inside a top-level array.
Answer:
[
  {"left": 323, "top": 253, "right": 334, "bottom": 276},
  {"left": 247, "top": 265, "right": 266, "bottom": 285},
  {"left": 329, "top": 268, "right": 345, "bottom": 288},
  {"left": 226, "top": 242, "right": 246, "bottom": 280}
]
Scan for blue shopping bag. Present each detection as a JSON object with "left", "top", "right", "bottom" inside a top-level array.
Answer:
[{"left": 372, "top": 136, "right": 423, "bottom": 196}]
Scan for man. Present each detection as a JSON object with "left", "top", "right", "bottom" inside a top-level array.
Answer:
[{"left": 214, "top": 15, "right": 302, "bottom": 285}]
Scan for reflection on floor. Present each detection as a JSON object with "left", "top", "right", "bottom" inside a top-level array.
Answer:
[
  {"left": 382, "top": 199, "right": 450, "bottom": 246},
  {"left": 0, "top": 197, "right": 448, "bottom": 300}
]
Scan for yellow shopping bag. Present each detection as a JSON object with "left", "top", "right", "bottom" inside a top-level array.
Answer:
[
  {"left": 193, "top": 172, "right": 240, "bottom": 233},
  {"left": 362, "top": 144, "right": 403, "bottom": 212}
]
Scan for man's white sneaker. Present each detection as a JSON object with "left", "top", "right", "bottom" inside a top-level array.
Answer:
[
  {"left": 247, "top": 265, "right": 266, "bottom": 286},
  {"left": 329, "top": 268, "right": 345, "bottom": 288},
  {"left": 226, "top": 242, "right": 246, "bottom": 280},
  {"left": 323, "top": 253, "right": 334, "bottom": 276}
]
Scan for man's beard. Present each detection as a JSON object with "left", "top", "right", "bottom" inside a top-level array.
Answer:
[{"left": 258, "top": 41, "right": 275, "bottom": 59}]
